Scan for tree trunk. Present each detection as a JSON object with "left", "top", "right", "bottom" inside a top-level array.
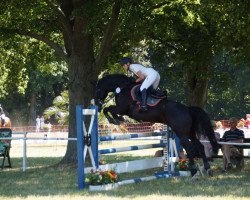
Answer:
[
  {"left": 185, "top": 41, "right": 213, "bottom": 108},
  {"left": 60, "top": 54, "right": 97, "bottom": 164},
  {"left": 186, "top": 70, "right": 208, "bottom": 108},
  {"left": 58, "top": 0, "right": 121, "bottom": 164},
  {"left": 28, "top": 92, "right": 37, "bottom": 126}
]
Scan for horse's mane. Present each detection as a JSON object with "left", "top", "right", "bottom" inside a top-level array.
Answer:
[
  {"left": 98, "top": 74, "right": 135, "bottom": 86},
  {"left": 99, "top": 74, "right": 129, "bottom": 81}
]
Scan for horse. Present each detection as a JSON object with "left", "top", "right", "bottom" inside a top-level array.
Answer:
[
  {"left": 94, "top": 74, "right": 219, "bottom": 177},
  {"left": 0, "top": 117, "right": 11, "bottom": 128}
]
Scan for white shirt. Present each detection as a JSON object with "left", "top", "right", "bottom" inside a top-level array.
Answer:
[
  {"left": 129, "top": 63, "right": 160, "bottom": 90},
  {"left": 129, "top": 64, "right": 151, "bottom": 77}
]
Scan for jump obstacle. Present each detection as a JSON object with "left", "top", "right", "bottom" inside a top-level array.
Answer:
[{"left": 76, "top": 105, "right": 182, "bottom": 190}]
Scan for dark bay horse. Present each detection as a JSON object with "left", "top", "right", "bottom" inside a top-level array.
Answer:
[{"left": 94, "top": 74, "right": 218, "bottom": 177}]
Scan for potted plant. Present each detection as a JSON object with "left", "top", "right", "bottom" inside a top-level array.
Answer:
[
  {"left": 177, "top": 159, "right": 190, "bottom": 176},
  {"left": 86, "top": 169, "right": 119, "bottom": 191}
]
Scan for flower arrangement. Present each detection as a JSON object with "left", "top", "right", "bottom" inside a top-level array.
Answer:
[
  {"left": 178, "top": 159, "right": 189, "bottom": 171},
  {"left": 86, "top": 169, "right": 119, "bottom": 185}
]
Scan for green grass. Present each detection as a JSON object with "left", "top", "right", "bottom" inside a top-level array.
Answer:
[{"left": 0, "top": 155, "right": 250, "bottom": 200}]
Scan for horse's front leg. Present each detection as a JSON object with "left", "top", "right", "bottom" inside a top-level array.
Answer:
[{"left": 103, "top": 106, "right": 123, "bottom": 125}]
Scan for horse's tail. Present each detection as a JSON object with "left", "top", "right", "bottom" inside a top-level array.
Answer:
[{"left": 189, "top": 106, "right": 219, "bottom": 155}]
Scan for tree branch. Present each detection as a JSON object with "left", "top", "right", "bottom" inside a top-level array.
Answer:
[
  {"left": 151, "top": 1, "right": 171, "bottom": 10},
  {"left": 0, "top": 28, "right": 68, "bottom": 61},
  {"left": 96, "top": 0, "right": 122, "bottom": 68},
  {"left": 44, "top": 0, "right": 73, "bottom": 56}
]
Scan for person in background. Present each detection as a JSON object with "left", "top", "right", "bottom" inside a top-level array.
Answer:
[
  {"left": 36, "top": 115, "right": 41, "bottom": 132},
  {"left": 40, "top": 116, "right": 45, "bottom": 130},
  {"left": 244, "top": 114, "right": 250, "bottom": 128},
  {"left": 119, "top": 57, "right": 160, "bottom": 111},
  {"left": 221, "top": 117, "right": 244, "bottom": 172},
  {"left": 0, "top": 104, "right": 6, "bottom": 127}
]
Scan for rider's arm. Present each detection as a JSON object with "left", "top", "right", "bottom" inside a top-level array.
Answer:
[{"left": 135, "top": 71, "right": 145, "bottom": 83}]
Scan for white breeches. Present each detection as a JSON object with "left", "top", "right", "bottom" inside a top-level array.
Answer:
[{"left": 140, "top": 68, "right": 160, "bottom": 91}]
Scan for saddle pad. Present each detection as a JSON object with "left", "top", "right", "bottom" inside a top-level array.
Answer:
[{"left": 130, "top": 85, "right": 163, "bottom": 107}]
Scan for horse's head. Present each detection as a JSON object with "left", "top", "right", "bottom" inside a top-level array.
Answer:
[
  {"left": 94, "top": 83, "right": 108, "bottom": 111},
  {"left": 94, "top": 74, "right": 135, "bottom": 111}
]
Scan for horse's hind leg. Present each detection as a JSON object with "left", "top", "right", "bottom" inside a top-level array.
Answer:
[
  {"left": 180, "top": 137, "right": 198, "bottom": 177},
  {"left": 192, "top": 138, "right": 213, "bottom": 176}
]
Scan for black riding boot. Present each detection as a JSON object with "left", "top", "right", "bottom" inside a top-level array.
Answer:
[{"left": 141, "top": 89, "right": 147, "bottom": 111}]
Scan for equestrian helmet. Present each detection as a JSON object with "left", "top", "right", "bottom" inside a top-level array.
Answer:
[{"left": 119, "top": 57, "right": 133, "bottom": 65}]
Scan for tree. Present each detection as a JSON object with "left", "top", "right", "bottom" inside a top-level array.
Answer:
[
  {"left": 144, "top": 1, "right": 250, "bottom": 108},
  {"left": 1, "top": 0, "right": 249, "bottom": 164},
  {"left": 0, "top": 0, "right": 122, "bottom": 163},
  {"left": 0, "top": 0, "right": 153, "bottom": 163},
  {"left": 0, "top": 36, "right": 67, "bottom": 125}
]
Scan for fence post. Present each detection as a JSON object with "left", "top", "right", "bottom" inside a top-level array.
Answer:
[
  {"left": 90, "top": 105, "right": 99, "bottom": 169},
  {"left": 23, "top": 132, "right": 27, "bottom": 172},
  {"left": 76, "top": 105, "right": 85, "bottom": 190}
]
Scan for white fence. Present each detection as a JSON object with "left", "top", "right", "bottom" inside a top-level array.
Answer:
[{"left": 1, "top": 128, "right": 250, "bottom": 172}]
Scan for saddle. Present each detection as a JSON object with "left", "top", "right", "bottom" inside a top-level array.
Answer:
[{"left": 130, "top": 85, "right": 166, "bottom": 107}]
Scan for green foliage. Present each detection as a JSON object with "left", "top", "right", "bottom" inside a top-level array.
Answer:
[
  {"left": 207, "top": 59, "right": 250, "bottom": 119},
  {"left": 0, "top": 0, "right": 249, "bottom": 123},
  {"left": 44, "top": 90, "right": 69, "bottom": 125},
  {"left": 134, "top": 0, "right": 250, "bottom": 113}
]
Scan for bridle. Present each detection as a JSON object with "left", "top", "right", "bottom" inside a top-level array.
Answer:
[
  {"left": 94, "top": 77, "right": 135, "bottom": 109},
  {"left": 95, "top": 89, "right": 117, "bottom": 110}
]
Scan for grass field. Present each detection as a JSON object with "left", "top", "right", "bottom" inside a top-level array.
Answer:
[{"left": 0, "top": 142, "right": 249, "bottom": 200}]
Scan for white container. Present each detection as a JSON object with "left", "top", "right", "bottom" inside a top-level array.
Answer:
[
  {"left": 89, "top": 183, "right": 119, "bottom": 191},
  {"left": 179, "top": 171, "right": 191, "bottom": 176}
]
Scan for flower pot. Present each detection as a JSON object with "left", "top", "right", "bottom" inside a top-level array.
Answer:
[
  {"left": 179, "top": 170, "right": 191, "bottom": 176},
  {"left": 89, "top": 183, "right": 119, "bottom": 191}
]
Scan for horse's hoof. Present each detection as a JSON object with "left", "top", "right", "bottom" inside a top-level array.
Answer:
[{"left": 207, "top": 169, "right": 213, "bottom": 177}]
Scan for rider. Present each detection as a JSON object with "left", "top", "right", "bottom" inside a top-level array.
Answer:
[
  {"left": 0, "top": 104, "right": 6, "bottom": 127},
  {"left": 119, "top": 57, "right": 160, "bottom": 111}
]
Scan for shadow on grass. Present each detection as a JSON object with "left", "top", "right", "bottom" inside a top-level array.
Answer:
[
  {"left": 0, "top": 157, "right": 78, "bottom": 197},
  {"left": 0, "top": 157, "right": 249, "bottom": 198}
]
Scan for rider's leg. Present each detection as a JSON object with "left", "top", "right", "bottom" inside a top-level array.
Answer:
[
  {"left": 152, "top": 72, "right": 160, "bottom": 89},
  {"left": 140, "top": 71, "right": 159, "bottom": 111}
]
